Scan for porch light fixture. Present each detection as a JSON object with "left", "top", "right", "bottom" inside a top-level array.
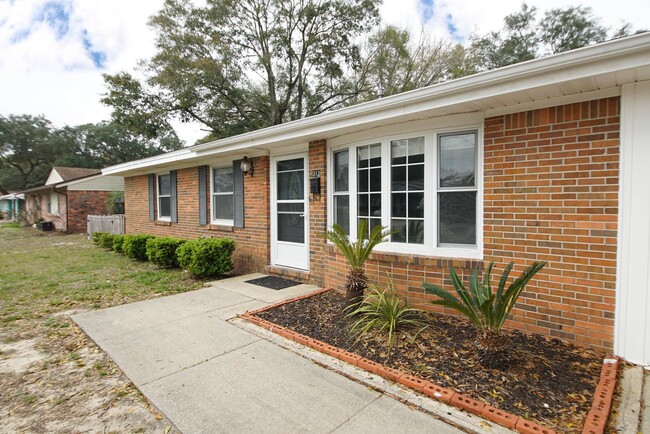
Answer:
[{"left": 241, "top": 156, "right": 254, "bottom": 177}]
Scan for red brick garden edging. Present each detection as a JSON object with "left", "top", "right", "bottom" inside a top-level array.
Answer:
[{"left": 240, "top": 288, "right": 619, "bottom": 434}]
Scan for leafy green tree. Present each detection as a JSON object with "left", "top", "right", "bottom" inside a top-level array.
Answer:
[
  {"left": 357, "top": 26, "right": 456, "bottom": 100},
  {"left": 103, "top": 0, "right": 381, "bottom": 140},
  {"left": 468, "top": 3, "right": 629, "bottom": 72},
  {"left": 101, "top": 72, "right": 180, "bottom": 141},
  {"left": 53, "top": 122, "right": 183, "bottom": 169},
  {"left": 470, "top": 3, "right": 538, "bottom": 70},
  {"left": 539, "top": 6, "right": 607, "bottom": 53},
  {"left": 0, "top": 115, "right": 63, "bottom": 193},
  {"left": 0, "top": 114, "right": 183, "bottom": 193}
]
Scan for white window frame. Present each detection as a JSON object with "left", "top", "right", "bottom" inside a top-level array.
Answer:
[
  {"left": 157, "top": 173, "right": 171, "bottom": 222},
  {"left": 210, "top": 166, "right": 235, "bottom": 226},
  {"left": 332, "top": 149, "right": 351, "bottom": 234},
  {"left": 47, "top": 192, "right": 59, "bottom": 215},
  {"left": 327, "top": 125, "right": 483, "bottom": 259}
]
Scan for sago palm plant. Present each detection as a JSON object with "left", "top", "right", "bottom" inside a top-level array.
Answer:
[
  {"left": 346, "top": 283, "right": 426, "bottom": 350},
  {"left": 423, "top": 261, "right": 547, "bottom": 368},
  {"left": 326, "top": 220, "right": 391, "bottom": 308}
]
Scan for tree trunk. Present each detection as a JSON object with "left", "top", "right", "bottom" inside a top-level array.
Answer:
[
  {"left": 475, "top": 330, "right": 511, "bottom": 370},
  {"left": 344, "top": 268, "right": 367, "bottom": 309}
]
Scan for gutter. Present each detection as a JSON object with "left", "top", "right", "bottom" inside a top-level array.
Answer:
[
  {"left": 189, "top": 32, "right": 650, "bottom": 153},
  {"left": 101, "top": 32, "right": 650, "bottom": 177}
]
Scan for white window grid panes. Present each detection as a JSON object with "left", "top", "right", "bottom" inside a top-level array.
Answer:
[
  {"left": 356, "top": 143, "right": 382, "bottom": 238},
  {"left": 390, "top": 137, "right": 425, "bottom": 244},
  {"left": 157, "top": 174, "right": 171, "bottom": 220},
  {"left": 333, "top": 149, "right": 350, "bottom": 235},
  {"left": 211, "top": 166, "right": 234, "bottom": 224}
]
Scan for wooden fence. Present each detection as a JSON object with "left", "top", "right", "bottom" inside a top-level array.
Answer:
[{"left": 87, "top": 214, "right": 125, "bottom": 238}]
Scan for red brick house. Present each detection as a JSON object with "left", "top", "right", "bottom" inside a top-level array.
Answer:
[
  {"left": 23, "top": 167, "right": 124, "bottom": 233},
  {"left": 103, "top": 34, "right": 650, "bottom": 365}
]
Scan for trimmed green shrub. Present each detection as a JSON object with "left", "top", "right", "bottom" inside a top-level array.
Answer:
[
  {"left": 98, "top": 233, "right": 115, "bottom": 249},
  {"left": 91, "top": 232, "right": 108, "bottom": 245},
  {"left": 177, "top": 238, "right": 235, "bottom": 278},
  {"left": 112, "top": 235, "right": 125, "bottom": 254},
  {"left": 146, "top": 237, "right": 187, "bottom": 268},
  {"left": 122, "top": 234, "right": 155, "bottom": 261}
]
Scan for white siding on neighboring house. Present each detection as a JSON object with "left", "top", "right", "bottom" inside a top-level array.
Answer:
[
  {"left": 45, "top": 170, "right": 64, "bottom": 185},
  {"left": 66, "top": 175, "right": 124, "bottom": 192},
  {"left": 616, "top": 80, "right": 650, "bottom": 366}
]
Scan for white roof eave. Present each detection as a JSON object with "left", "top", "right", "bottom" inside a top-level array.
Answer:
[{"left": 102, "top": 33, "right": 650, "bottom": 177}]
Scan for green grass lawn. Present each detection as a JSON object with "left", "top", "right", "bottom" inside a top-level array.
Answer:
[
  {"left": 0, "top": 224, "right": 202, "bottom": 338},
  {"left": 0, "top": 224, "right": 193, "bottom": 432}
]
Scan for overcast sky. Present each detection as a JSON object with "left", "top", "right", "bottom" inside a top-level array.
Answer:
[{"left": 0, "top": 0, "right": 647, "bottom": 145}]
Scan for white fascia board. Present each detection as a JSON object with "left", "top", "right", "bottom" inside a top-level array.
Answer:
[
  {"left": 56, "top": 173, "right": 104, "bottom": 188},
  {"left": 102, "top": 148, "right": 194, "bottom": 176},
  {"left": 190, "top": 33, "right": 650, "bottom": 152},
  {"left": 103, "top": 33, "right": 650, "bottom": 177}
]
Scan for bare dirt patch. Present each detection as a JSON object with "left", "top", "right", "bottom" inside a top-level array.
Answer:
[
  {"left": 0, "top": 339, "right": 47, "bottom": 374},
  {"left": 0, "top": 325, "right": 176, "bottom": 433},
  {"left": 0, "top": 227, "right": 203, "bottom": 433}
]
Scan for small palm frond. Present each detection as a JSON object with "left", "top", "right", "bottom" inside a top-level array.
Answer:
[
  {"left": 423, "top": 261, "right": 547, "bottom": 336},
  {"left": 326, "top": 220, "right": 392, "bottom": 271},
  {"left": 347, "top": 283, "right": 426, "bottom": 347}
]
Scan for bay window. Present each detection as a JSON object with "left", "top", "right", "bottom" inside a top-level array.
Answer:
[{"left": 330, "top": 128, "right": 480, "bottom": 257}]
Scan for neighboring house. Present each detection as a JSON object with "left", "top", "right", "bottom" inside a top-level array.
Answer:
[
  {"left": 0, "top": 193, "right": 25, "bottom": 220},
  {"left": 23, "top": 167, "right": 124, "bottom": 233},
  {"left": 103, "top": 33, "right": 650, "bottom": 365}
]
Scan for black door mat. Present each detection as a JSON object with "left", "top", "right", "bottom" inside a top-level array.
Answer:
[{"left": 245, "top": 276, "right": 302, "bottom": 290}]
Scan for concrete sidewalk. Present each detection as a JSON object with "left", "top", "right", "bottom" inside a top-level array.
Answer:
[{"left": 73, "top": 274, "right": 510, "bottom": 434}]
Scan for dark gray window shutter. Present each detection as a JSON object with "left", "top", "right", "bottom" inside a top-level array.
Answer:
[
  {"left": 233, "top": 160, "right": 244, "bottom": 228},
  {"left": 198, "top": 166, "right": 207, "bottom": 226},
  {"left": 148, "top": 174, "right": 155, "bottom": 221},
  {"left": 170, "top": 170, "right": 178, "bottom": 223}
]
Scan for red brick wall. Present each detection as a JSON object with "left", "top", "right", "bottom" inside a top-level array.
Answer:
[
  {"left": 308, "top": 140, "right": 328, "bottom": 287},
  {"left": 322, "top": 97, "right": 620, "bottom": 353},
  {"left": 123, "top": 97, "right": 620, "bottom": 352},
  {"left": 67, "top": 190, "right": 112, "bottom": 233},
  {"left": 483, "top": 97, "right": 619, "bottom": 351},
  {"left": 124, "top": 157, "right": 271, "bottom": 274}
]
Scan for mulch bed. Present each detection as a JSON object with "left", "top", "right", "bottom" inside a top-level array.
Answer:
[{"left": 257, "top": 290, "right": 604, "bottom": 433}]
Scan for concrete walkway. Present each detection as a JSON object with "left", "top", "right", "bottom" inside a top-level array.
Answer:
[
  {"left": 73, "top": 274, "right": 511, "bottom": 434},
  {"left": 615, "top": 365, "right": 650, "bottom": 433}
]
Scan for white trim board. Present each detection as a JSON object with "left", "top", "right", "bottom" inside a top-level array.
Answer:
[
  {"left": 102, "top": 33, "right": 650, "bottom": 177},
  {"left": 616, "top": 81, "right": 650, "bottom": 366}
]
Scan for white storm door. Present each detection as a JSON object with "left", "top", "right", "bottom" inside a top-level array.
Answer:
[{"left": 271, "top": 154, "right": 309, "bottom": 270}]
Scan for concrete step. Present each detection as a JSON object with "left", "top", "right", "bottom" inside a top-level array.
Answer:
[{"left": 615, "top": 365, "right": 650, "bottom": 433}]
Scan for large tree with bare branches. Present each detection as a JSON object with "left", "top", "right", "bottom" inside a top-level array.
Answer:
[{"left": 103, "top": 0, "right": 381, "bottom": 141}]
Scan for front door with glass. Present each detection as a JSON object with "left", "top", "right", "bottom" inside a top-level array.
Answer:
[{"left": 271, "top": 154, "right": 309, "bottom": 270}]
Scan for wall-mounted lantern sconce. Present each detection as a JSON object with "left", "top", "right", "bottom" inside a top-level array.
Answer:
[{"left": 241, "top": 156, "right": 254, "bottom": 177}]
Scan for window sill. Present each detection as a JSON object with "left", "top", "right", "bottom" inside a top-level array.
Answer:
[
  {"left": 209, "top": 224, "right": 234, "bottom": 232},
  {"left": 324, "top": 244, "right": 482, "bottom": 266},
  {"left": 155, "top": 220, "right": 172, "bottom": 226}
]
